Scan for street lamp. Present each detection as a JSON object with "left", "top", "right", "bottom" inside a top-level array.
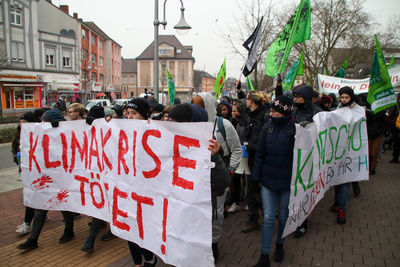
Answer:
[{"left": 154, "top": 0, "right": 191, "bottom": 102}]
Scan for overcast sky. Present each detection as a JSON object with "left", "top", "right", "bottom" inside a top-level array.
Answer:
[{"left": 57, "top": 0, "right": 399, "bottom": 78}]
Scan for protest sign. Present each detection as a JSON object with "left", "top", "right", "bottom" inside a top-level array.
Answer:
[
  {"left": 318, "top": 65, "right": 400, "bottom": 95},
  {"left": 20, "top": 119, "right": 214, "bottom": 267},
  {"left": 283, "top": 105, "right": 369, "bottom": 237}
]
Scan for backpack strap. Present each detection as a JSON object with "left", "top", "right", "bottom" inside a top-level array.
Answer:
[{"left": 217, "top": 117, "right": 226, "bottom": 141}]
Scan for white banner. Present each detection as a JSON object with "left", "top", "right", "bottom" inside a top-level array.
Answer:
[
  {"left": 318, "top": 65, "right": 400, "bottom": 95},
  {"left": 283, "top": 105, "right": 369, "bottom": 237},
  {"left": 20, "top": 119, "right": 214, "bottom": 267}
]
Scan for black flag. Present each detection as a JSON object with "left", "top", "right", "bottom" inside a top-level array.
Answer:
[{"left": 242, "top": 17, "right": 264, "bottom": 77}]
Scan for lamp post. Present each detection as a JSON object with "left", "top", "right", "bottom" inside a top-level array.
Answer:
[{"left": 153, "top": 0, "right": 191, "bottom": 102}]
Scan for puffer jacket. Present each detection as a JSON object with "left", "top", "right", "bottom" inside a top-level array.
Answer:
[{"left": 252, "top": 114, "right": 296, "bottom": 191}]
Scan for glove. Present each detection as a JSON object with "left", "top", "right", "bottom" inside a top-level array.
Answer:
[
  {"left": 51, "top": 121, "right": 59, "bottom": 128},
  {"left": 299, "top": 121, "right": 309, "bottom": 128},
  {"left": 86, "top": 116, "right": 95, "bottom": 125}
]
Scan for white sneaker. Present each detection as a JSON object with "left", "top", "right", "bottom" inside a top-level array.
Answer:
[
  {"left": 228, "top": 203, "right": 241, "bottom": 214},
  {"left": 16, "top": 222, "right": 31, "bottom": 234}
]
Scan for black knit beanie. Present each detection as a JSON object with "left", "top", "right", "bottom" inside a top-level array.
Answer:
[
  {"left": 20, "top": 111, "right": 38, "bottom": 122},
  {"left": 270, "top": 95, "right": 294, "bottom": 116},
  {"left": 126, "top": 98, "right": 149, "bottom": 119},
  {"left": 169, "top": 103, "right": 192, "bottom": 122},
  {"left": 87, "top": 105, "right": 105, "bottom": 119},
  {"left": 41, "top": 109, "right": 65, "bottom": 122}
]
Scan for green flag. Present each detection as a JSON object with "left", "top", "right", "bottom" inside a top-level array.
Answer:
[
  {"left": 334, "top": 60, "right": 348, "bottom": 78},
  {"left": 265, "top": 0, "right": 311, "bottom": 77},
  {"left": 166, "top": 67, "right": 175, "bottom": 106},
  {"left": 214, "top": 58, "right": 226, "bottom": 99},
  {"left": 387, "top": 55, "right": 395, "bottom": 69},
  {"left": 282, "top": 50, "right": 304, "bottom": 91},
  {"left": 367, "top": 35, "right": 397, "bottom": 114},
  {"left": 246, "top": 76, "right": 254, "bottom": 91}
]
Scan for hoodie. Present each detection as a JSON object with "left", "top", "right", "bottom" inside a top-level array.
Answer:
[
  {"left": 197, "top": 92, "right": 242, "bottom": 170},
  {"left": 292, "top": 85, "right": 320, "bottom": 123}
]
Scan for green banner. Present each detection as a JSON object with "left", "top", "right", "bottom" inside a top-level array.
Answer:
[
  {"left": 334, "top": 60, "right": 348, "bottom": 78},
  {"left": 367, "top": 35, "right": 397, "bottom": 114},
  {"left": 214, "top": 58, "right": 226, "bottom": 99},
  {"left": 265, "top": 0, "right": 310, "bottom": 77},
  {"left": 282, "top": 50, "right": 304, "bottom": 91},
  {"left": 166, "top": 67, "right": 175, "bottom": 106},
  {"left": 246, "top": 76, "right": 254, "bottom": 91}
]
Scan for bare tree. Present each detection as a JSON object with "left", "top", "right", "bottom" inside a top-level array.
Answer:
[
  {"left": 378, "top": 14, "right": 400, "bottom": 48},
  {"left": 294, "top": 0, "right": 374, "bottom": 84},
  {"left": 220, "top": 0, "right": 277, "bottom": 90}
]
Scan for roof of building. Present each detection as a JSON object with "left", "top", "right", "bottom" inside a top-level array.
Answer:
[
  {"left": 136, "top": 35, "right": 194, "bottom": 60},
  {"left": 122, "top": 58, "right": 137, "bottom": 73},
  {"left": 194, "top": 70, "right": 215, "bottom": 88},
  {"left": 83, "top": 21, "right": 122, "bottom": 47}
]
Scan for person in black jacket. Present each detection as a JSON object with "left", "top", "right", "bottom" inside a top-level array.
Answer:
[
  {"left": 252, "top": 95, "right": 295, "bottom": 267},
  {"left": 242, "top": 91, "right": 269, "bottom": 233}
]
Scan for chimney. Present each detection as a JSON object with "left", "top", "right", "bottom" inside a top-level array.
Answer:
[
  {"left": 73, "top": 12, "right": 78, "bottom": 19},
  {"left": 60, "top": 5, "right": 69, "bottom": 15}
]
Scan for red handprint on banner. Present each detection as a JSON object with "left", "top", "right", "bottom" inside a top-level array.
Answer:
[
  {"left": 48, "top": 189, "right": 69, "bottom": 207},
  {"left": 32, "top": 175, "right": 53, "bottom": 190}
]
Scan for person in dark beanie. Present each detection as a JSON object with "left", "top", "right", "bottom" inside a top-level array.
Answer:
[
  {"left": 252, "top": 95, "right": 295, "bottom": 267},
  {"left": 173, "top": 97, "right": 181, "bottom": 105},
  {"left": 291, "top": 84, "right": 321, "bottom": 238},
  {"left": 126, "top": 98, "right": 149, "bottom": 120},
  {"left": 86, "top": 105, "right": 105, "bottom": 125},
  {"left": 17, "top": 109, "right": 74, "bottom": 251},
  {"left": 111, "top": 105, "right": 124, "bottom": 119},
  {"left": 150, "top": 103, "right": 164, "bottom": 120},
  {"left": 319, "top": 94, "right": 333, "bottom": 111},
  {"left": 13, "top": 111, "right": 40, "bottom": 235}
]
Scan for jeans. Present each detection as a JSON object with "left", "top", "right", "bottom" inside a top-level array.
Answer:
[
  {"left": 260, "top": 186, "right": 290, "bottom": 255},
  {"left": 334, "top": 183, "right": 350, "bottom": 211}
]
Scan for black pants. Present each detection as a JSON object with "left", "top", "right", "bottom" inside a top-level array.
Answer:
[
  {"left": 392, "top": 129, "right": 400, "bottom": 161},
  {"left": 87, "top": 217, "right": 105, "bottom": 240},
  {"left": 128, "top": 241, "right": 154, "bottom": 265},
  {"left": 29, "top": 210, "right": 74, "bottom": 242},
  {"left": 24, "top": 206, "right": 35, "bottom": 224},
  {"left": 245, "top": 175, "right": 261, "bottom": 221}
]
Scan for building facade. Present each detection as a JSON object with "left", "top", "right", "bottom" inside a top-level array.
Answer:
[
  {"left": 136, "top": 35, "right": 194, "bottom": 102},
  {"left": 121, "top": 58, "right": 137, "bottom": 98}
]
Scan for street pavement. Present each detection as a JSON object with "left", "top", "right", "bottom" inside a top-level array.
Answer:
[{"left": 0, "top": 150, "right": 399, "bottom": 267}]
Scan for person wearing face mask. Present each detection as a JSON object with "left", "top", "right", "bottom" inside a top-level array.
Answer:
[
  {"left": 252, "top": 95, "right": 296, "bottom": 267},
  {"left": 291, "top": 84, "right": 321, "bottom": 238}
]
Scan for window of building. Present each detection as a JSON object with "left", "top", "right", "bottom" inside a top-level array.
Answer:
[
  {"left": 10, "top": 7, "right": 22, "bottom": 26},
  {"left": 91, "top": 35, "right": 96, "bottom": 45},
  {"left": 14, "top": 87, "right": 35, "bottom": 109},
  {"left": 99, "top": 75, "right": 104, "bottom": 83},
  {"left": 130, "top": 92, "right": 134, "bottom": 98},
  {"left": 180, "top": 63, "right": 185, "bottom": 83},
  {"left": 123, "top": 77, "right": 127, "bottom": 84},
  {"left": 129, "top": 76, "right": 135, "bottom": 84},
  {"left": 0, "top": 3, "right": 3, "bottom": 22},
  {"left": 46, "top": 47, "right": 55, "bottom": 65},
  {"left": 99, "top": 40, "right": 103, "bottom": 49},
  {"left": 91, "top": 72, "right": 96, "bottom": 81},
  {"left": 90, "top": 53, "right": 96, "bottom": 63},
  {"left": 11, "top": 43, "right": 25, "bottom": 62},
  {"left": 62, "top": 50, "right": 72, "bottom": 68},
  {"left": 82, "top": 49, "right": 87, "bottom": 60},
  {"left": 82, "top": 29, "right": 87, "bottom": 40},
  {"left": 99, "top": 57, "right": 103, "bottom": 66}
]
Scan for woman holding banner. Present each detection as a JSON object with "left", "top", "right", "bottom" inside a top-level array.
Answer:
[{"left": 252, "top": 95, "right": 295, "bottom": 267}]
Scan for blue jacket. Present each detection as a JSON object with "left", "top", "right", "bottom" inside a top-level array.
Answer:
[{"left": 252, "top": 114, "right": 296, "bottom": 191}]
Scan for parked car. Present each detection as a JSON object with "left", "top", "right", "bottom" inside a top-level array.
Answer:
[
  {"left": 85, "top": 99, "right": 111, "bottom": 110},
  {"left": 112, "top": 98, "right": 131, "bottom": 107}
]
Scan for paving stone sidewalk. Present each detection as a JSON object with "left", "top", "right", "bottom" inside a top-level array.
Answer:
[{"left": 0, "top": 152, "right": 399, "bottom": 266}]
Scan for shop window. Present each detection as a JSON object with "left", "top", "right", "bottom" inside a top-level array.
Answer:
[
  {"left": 11, "top": 43, "right": 25, "bottom": 62},
  {"left": 10, "top": 7, "right": 21, "bottom": 26},
  {"left": 62, "top": 50, "right": 72, "bottom": 68},
  {"left": 13, "top": 87, "right": 35, "bottom": 109},
  {"left": 46, "top": 47, "right": 56, "bottom": 66}
]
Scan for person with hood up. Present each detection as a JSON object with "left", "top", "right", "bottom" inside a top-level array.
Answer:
[
  {"left": 219, "top": 99, "right": 235, "bottom": 127},
  {"left": 191, "top": 92, "right": 241, "bottom": 262},
  {"left": 252, "top": 95, "right": 296, "bottom": 267},
  {"left": 291, "top": 84, "right": 321, "bottom": 237},
  {"left": 17, "top": 109, "right": 76, "bottom": 251}
]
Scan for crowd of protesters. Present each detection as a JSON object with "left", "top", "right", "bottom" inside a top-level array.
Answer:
[{"left": 10, "top": 80, "right": 400, "bottom": 267}]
